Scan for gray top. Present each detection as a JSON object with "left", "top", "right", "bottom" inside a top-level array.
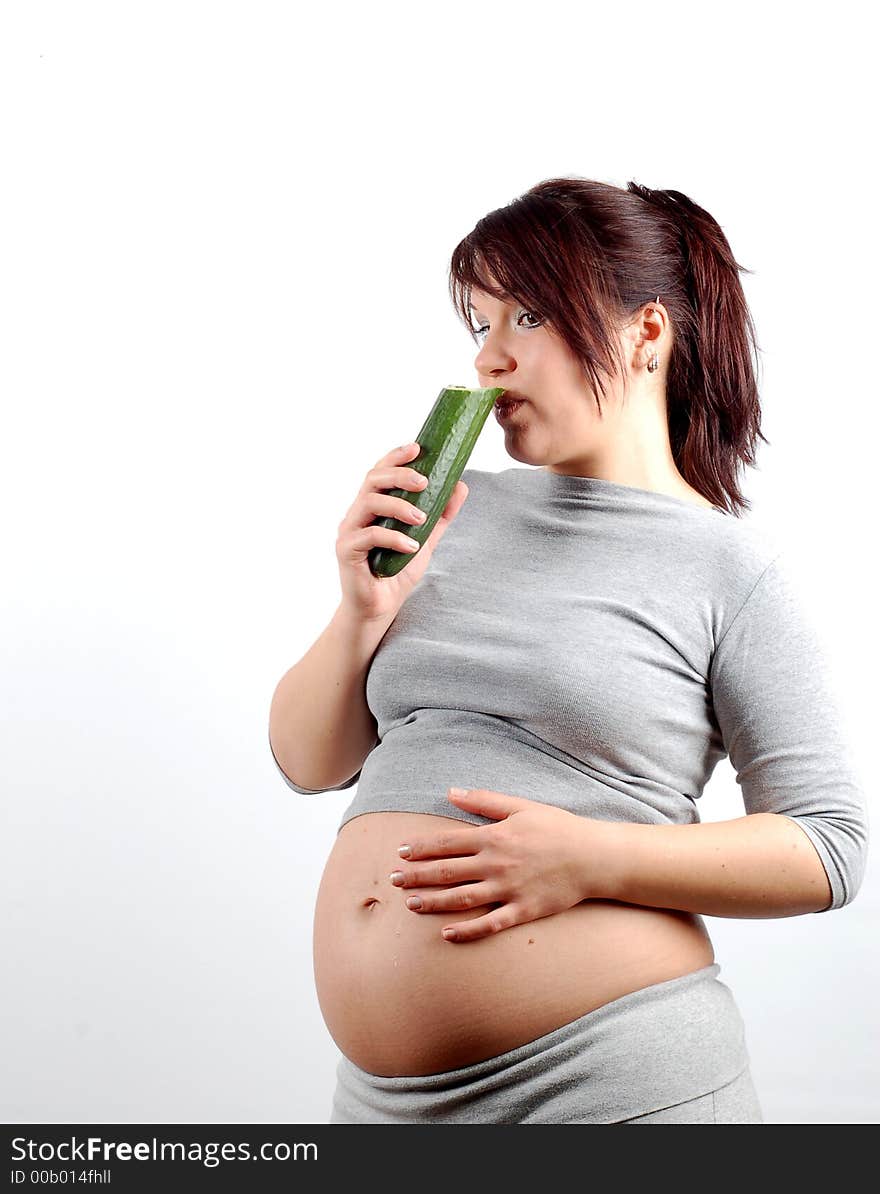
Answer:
[{"left": 271, "top": 467, "right": 869, "bottom": 912}]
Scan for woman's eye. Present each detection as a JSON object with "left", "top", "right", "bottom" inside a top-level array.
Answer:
[{"left": 474, "top": 311, "right": 543, "bottom": 342}]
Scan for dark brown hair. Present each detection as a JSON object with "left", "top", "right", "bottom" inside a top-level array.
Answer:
[{"left": 448, "top": 177, "right": 768, "bottom": 517}]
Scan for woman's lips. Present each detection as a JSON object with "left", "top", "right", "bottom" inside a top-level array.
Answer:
[{"left": 494, "top": 398, "right": 525, "bottom": 423}]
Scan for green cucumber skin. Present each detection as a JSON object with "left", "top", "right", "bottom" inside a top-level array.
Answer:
[{"left": 368, "top": 385, "right": 505, "bottom": 578}]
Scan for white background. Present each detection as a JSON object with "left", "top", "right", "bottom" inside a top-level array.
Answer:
[{"left": 2, "top": 1, "right": 876, "bottom": 1125}]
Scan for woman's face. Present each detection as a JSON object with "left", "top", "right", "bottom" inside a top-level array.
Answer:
[{"left": 469, "top": 283, "right": 648, "bottom": 477}]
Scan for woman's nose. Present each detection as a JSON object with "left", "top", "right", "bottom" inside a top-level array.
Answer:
[{"left": 474, "top": 340, "right": 515, "bottom": 373}]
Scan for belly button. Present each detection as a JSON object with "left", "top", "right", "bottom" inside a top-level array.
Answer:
[{"left": 362, "top": 897, "right": 381, "bottom": 909}]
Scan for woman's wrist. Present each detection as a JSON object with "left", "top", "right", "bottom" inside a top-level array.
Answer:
[{"left": 572, "top": 815, "right": 629, "bottom": 903}]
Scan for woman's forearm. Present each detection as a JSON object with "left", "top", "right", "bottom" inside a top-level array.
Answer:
[{"left": 596, "top": 812, "right": 833, "bottom": 918}]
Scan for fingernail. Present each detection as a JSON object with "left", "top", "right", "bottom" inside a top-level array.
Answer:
[
  {"left": 389, "top": 871, "right": 404, "bottom": 886},
  {"left": 406, "top": 896, "right": 422, "bottom": 910},
  {"left": 448, "top": 787, "right": 468, "bottom": 797},
  {"left": 397, "top": 845, "right": 412, "bottom": 858}
]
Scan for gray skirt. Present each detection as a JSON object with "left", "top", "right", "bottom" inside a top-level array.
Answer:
[{"left": 329, "top": 962, "right": 764, "bottom": 1124}]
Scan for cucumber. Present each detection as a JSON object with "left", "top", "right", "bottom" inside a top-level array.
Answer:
[{"left": 368, "top": 385, "right": 505, "bottom": 578}]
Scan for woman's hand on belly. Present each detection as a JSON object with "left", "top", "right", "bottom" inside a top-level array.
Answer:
[{"left": 387, "top": 787, "right": 619, "bottom": 943}]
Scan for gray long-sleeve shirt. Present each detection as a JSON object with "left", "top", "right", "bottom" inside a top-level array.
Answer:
[{"left": 271, "top": 467, "right": 869, "bottom": 911}]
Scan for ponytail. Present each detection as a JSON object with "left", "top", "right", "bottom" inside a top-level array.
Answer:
[{"left": 629, "top": 185, "right": 768, "bottom": 515}]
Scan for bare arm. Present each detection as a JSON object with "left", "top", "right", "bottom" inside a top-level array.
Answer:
[
  {"left": 268, "top": 603, "right": 395, "bottom": 791},
  {"left": 268, "top": 442, "right": 471, "bottom": 793},
  {"left": 598, "top": 812, "right": 834, "bottom": 917}
]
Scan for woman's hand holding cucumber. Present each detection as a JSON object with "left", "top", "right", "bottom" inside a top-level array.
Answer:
[{"left": 335, "top": 442, "right": 468, "bottom": 624}]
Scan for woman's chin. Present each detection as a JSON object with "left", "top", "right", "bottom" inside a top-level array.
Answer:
[
  {"left": 503, "top": 442, "right": 544, "bottom": 466},
  {"left": 499, "top": 427, "right": 537, "bottom": 462}
]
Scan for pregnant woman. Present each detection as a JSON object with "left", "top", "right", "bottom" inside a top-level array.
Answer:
[{"left": 268, "top": 177, "right": 869, "bottom": 1124}]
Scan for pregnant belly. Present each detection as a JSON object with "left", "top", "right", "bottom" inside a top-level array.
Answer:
[{"left": 313, "top": 811, "right": 715, "bottom": 1077}]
